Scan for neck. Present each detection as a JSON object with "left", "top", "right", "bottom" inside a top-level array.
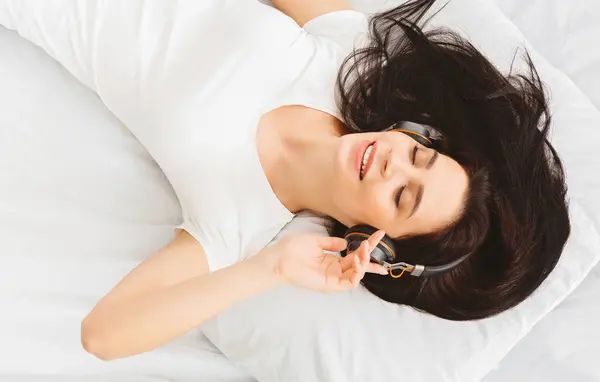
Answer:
[{"left": 260, "top": 111, "right": 344, "bottom": 216}]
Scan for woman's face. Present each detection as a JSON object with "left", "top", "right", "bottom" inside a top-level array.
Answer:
[{"left": 332, "top": 130, "right": 469, "bottom": 238}]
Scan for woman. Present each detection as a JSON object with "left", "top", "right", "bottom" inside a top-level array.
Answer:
[{"left": 1, "top": 0, "right": 569, "bottom": 361}]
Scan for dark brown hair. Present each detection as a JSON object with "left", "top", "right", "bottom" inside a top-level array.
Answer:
[{"left": 329, "top": 0, "right": 571, "bottom": 320}]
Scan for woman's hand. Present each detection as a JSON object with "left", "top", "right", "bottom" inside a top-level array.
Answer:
[{"left": 260, "top": 231, "right": 389, "bottom": 294}]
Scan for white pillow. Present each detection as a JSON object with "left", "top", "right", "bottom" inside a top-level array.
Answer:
[
  {"left": 492, "top": 0, "right": 600, "bottom": 111},
  {"left": 200, "top": 1, "right": 600, "bottom": 381}
]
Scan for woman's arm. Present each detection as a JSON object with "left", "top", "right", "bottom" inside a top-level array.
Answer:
[
  {"left": 81, "top": 228, "right": 385, "bottom": 361},
  {"left": 81, "top": 230, "right": 280, "bottom": 361},
  {"left": 271, "top": 0, "right": 353, "bottom": 27}
]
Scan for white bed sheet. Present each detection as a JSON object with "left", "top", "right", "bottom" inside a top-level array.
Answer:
[
  {"left": 0, "top": 25, "right": 254, "bottom": 382},
  {"left": 482, "top": 1, "right": 600, "bottom": 381}
]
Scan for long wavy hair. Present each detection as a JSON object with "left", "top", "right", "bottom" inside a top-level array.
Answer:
[{"left": 329, "top": 0, "right": 571, "bottom": 320}]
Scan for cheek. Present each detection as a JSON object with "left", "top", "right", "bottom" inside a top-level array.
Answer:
[
  {"left": 355, "top": 186, "right": 391, "bottom": 224},
  {"left": 369, "top": 179, "right": 393, "bottom": 203},
  {"left": 368, "top": 190, "right": 391, "bottom": 220}
]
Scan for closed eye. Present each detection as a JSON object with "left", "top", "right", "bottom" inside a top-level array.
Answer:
[
  {"left": 395, "top": 146, "right": 417, "bottom": 208},
  {"left": 395, "top": 186, "right": 405, "bottom": 207}
]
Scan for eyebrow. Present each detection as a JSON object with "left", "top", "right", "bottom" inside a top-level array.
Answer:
[
  {"left": 426, "top": 151, "right": 439, "bottom": 170},
  {"left": 408, "top": 151, "right": 439, "bottom": 218}
]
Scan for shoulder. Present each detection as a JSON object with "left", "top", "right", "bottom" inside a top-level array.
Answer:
[{"left": 276, "top": 11, "right": 370, "bottom": 122}]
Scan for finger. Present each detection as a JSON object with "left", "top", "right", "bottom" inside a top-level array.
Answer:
[
  {"left": 351, "top": 273, "right": 360, "bottom": 287},
  {"left": 340, "top": 239, "right": 367, "bottom": 269},
  {"left": 366, "top": 230, "right": 386, "bottom": 252},
  {"left": 330, "top": 240, "right": 373, "bottom": 293},
  {"left": 342, "top": 237, "right": 383, "bottom": 277},
  {"left": 350, "top": 240, "right": 368, "bottom": 271},
  {"left": 366, "top": 262, "right": 389, "bottom": 275},
  {"left": 339, "top": 251, "right": 357, "bottom": 270},
  {"left": 354, "top": 245, "right": 368, "bottom": 284},
  {"left": 338, "top": 256, "right": 363, "bottom": 289},
  {"left": 318, "top": 236, "right": 348, "bottom": 252},
  {"left": 360, "top": 240, "right": 370, "bottom": 265},
  {"left": 353, "top": 254, "right": 360, "bottom": 273},
  {"left": 323, "top": 255, "right": 368, "bottom": 294}
]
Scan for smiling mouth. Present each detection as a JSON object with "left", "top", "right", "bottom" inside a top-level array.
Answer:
[{"left": 360, "top": 142, "right": 376, "bottom": 180}]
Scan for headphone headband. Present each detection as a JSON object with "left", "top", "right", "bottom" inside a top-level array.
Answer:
[{"left": 388, "top": 121, "right": 444, "bottom": 150}]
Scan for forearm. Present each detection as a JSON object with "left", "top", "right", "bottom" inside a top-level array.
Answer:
[{"left": 81, "top": 252, "right": 279, "bottom": 360}]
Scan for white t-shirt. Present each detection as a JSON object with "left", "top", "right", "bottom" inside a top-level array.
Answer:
[{"left": 0, "top": 1, "right": 369, "bottom": 271}]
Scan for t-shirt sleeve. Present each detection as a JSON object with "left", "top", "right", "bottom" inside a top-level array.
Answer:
[
  {"left": 175, "top": 217, "right": 240, "bottom": 274},
  {"left": 302, "top": 10, "right": 370, "bottom": 51},
  {"left": 278, "top": 10, "right": 370, "bottom": 121}
]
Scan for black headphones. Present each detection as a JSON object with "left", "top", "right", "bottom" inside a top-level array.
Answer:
[{"left": 343, "top": 121, "right": 470, "bottom": 278}]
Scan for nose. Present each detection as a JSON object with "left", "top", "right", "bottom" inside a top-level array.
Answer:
[{"left": 382, "top": 148, "right": 412, "bottom": 182}]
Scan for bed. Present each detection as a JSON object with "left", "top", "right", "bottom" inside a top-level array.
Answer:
[
  {"left": 1, "top": 0, "right": 598, "bottom": 381},
  {"left": 482, "top": 1, "right": 600, "bottom": 381}
]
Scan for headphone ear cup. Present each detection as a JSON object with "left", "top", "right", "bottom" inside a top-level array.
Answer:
[
  {"left": 377, "top": 234, "right": 397, "bottom": 263},
  {"left": 342, "top": 225, "right": 375, "bottom": 257},
  {"left": 369, "top": 245, "right": 390, "bottom": 265},
  {"left": 343, "top": 225, "right": 397, "bottom": 263}
]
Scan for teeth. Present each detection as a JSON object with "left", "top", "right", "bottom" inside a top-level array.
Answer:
[{"left": 360, "top": 144, "right": 374, "bottom": 178}]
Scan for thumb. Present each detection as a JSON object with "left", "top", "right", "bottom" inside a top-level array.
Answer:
[{"left": 316, "top": 236, "right": 348, "bottom": 252}]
